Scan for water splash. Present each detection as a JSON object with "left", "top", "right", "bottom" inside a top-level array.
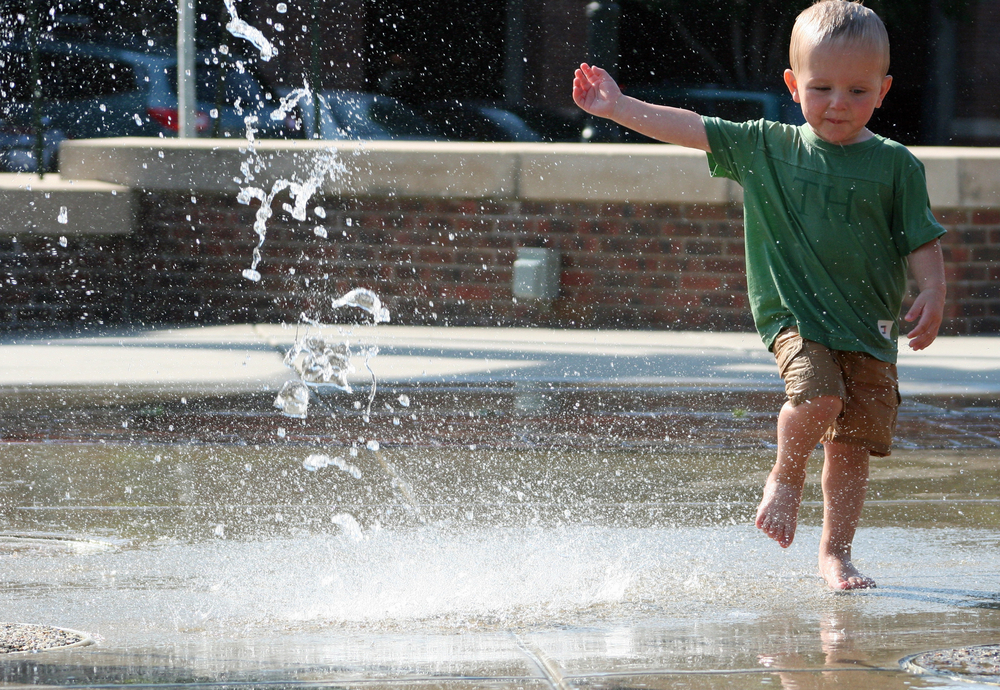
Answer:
[
  {"left": 223, "top": 0, "right": 277, "bottom": 61},
  {"left": 282, "top": 334, "right": 353, "bottom": 391},
  {"left": 238, "top": 147, "right": 344, "bottom": 282},
  {"left": 273, "top": 379, "right": 310, "bottom": 418},
  {"left": 237, "top": 85, "right": 346, "bottom": 282},
  {"left": 302, "top": 454, "right": 362, "bottom": 478},
  {"left": 331, "top": 288, "right": 390, "bottom": 324}
]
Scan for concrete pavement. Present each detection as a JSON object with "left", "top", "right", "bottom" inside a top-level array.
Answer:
[{"left": 0, "top": 324, "right": 998, "bottom": 398}]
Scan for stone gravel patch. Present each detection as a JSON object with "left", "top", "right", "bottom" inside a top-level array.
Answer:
[
  {"left": 904, "top": 645, "right": 1000, "bottom": 685},
  {"left": 0, "top": 623, "right": 88, "bottom": 654}
]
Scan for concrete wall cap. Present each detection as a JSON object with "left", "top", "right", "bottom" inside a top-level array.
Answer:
[
  {"left": 0, "top": 173, "right": 134, "bottom": 236},
  {"left": 59, "top": 139, "right": 1000, "bottom": 207}
]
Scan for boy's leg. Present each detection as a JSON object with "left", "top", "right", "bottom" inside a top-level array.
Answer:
[
  {"left": 819, "top": 440, "right": 874, "bottom": 590},
  {"left": 756, "top": 395, "right": 842, "bottom": 547},
  {"left": 758, "top": 328, "right": 846, "bottom": 548}
]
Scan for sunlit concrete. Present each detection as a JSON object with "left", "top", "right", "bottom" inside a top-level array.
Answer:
[
  {"left": 59, "top": 138, "right": 1000, "bottom": 206},
  {"left": 0, "top": 173, "right": 134, "bottom": 235},
  {"left": 0, "top": 324, "right": 997, "bottom": 397}
]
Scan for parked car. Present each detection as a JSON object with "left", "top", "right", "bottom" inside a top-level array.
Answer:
[
  {"left": 286, "top": 89, "right": 444, "bottom": 141},
  {"left": 420, "top": 101, "right": 543, "bottom": 142},
  {"left": 506, "top": 103, "right": 587, "bottom": 143},
  {"left": 0, "top": 39, "right": 294, "bottom": 171},
  {"left": 0, "top": 116, "right": 65, "bottom": 173},
  {"left": 584, "top": 85, "right": 804, "bottom": 143}
]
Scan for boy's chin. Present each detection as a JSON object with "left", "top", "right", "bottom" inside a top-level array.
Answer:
[{"left": 811, "top": 125, "right": 869, "bottom": 146}]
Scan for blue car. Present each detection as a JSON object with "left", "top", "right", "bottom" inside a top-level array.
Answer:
[{"left": 0, "top": 40, "right": 295, "bottom": 170}]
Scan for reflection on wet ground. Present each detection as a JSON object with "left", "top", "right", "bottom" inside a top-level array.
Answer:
[{"left": 1, "top": 384, "right": 999, "bottom": 689}]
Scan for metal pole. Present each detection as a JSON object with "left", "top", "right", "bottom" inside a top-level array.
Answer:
[
  {"left": 27, "top": 0, "right": 45, "bottom": 176},
  {"left": 503, "top": 0, "right": 525, "bottom": 108},
  {"left": 310, "top": 0, "right": 321, "bottom": 138},
  {"left": 177, "top": 0, "right": 197, "bottom": 138}
]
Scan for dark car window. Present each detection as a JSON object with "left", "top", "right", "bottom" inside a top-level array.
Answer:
[
  {"left": 49, "top": 54, "right": 138, "bottom": 100},
  {"left": 167, "top": 65, "right": 266, "bottom": 107},
  {"left": 0, "top": 52, "right": 137, "bottom": 103},
  {"left": 369, "top": 98, "right": 439, "bottom": 137},
  {"left": 424, "top": 105, "right": 503, "bottom": 141},
  {"left": 0, "top": 54, "right": 31, "bottom": 102}
]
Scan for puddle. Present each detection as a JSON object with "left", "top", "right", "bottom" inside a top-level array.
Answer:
[{"left": 1, "top": 385, "right": 998, "bottom": 688}]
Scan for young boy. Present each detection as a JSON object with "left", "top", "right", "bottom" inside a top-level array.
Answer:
[{"left": 573, "top": 0, "right": 946, "bottom": 591}]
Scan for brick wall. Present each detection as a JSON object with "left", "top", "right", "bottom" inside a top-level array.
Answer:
[{"left": 2, "top": 191, "right": 998, "bottom": 335}]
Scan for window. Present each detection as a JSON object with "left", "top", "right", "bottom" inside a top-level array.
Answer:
[{"left": 0, "top": 51, "right": 137, "bottom": 103}]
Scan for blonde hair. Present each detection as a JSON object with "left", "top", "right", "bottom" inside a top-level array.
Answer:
[{"left": 789, "top": 0, "right": 890, "bottom": 75}]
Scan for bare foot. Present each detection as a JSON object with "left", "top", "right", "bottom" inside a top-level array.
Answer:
[
  {"left": 819, "top": 553, "right": 876, "bottom": 590},
  {"left": 755, "top": 478, "right": 802, "bottom": 548}
]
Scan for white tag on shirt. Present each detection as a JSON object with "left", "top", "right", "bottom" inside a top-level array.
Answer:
[{"left": 877, "top": 320, "right": 894, "bottom": 340}]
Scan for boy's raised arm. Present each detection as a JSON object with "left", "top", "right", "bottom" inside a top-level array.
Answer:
[
  {"left": 904, "top": 239, "right": 946, "bottom": 351},
  {"left": 573, "top": 63, "right": 711, "bottom": 152}
]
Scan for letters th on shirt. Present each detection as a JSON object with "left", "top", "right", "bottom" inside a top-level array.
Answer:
[{"left": 793, "top": 177, "right": 856, "bottom": 224}]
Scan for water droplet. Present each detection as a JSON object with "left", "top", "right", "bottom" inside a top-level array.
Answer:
[
  {"left": 397, "top": 394, "right": 410, "bottom": 407},
  {"left": 274, "top": 380, "right": 309, "bottom": 418},
  {"left": 242, "top": 268, "right": 261, "bottom": 281},
  {"left": 210, "top": 108, "right": 219, "bottom": 119},
  {"left": 276, "top": 2, "right": 287, "bottom": 12},
  {"left": 314, "top": 206, "right": 326, "bottom": 218},
  {"left": 366, "top": 440, "right": 380, "bottom": 451},
  {"left": 313, "top": 226, "right": 327, "bottom": 238},
  {"left": 99, "top": 104, "right": 106, "bottom": 112},
  {"left": 274, "top": 22, "right": 284, "bottom": 31},
  {"left": 133, "top": 113, "right": 143, "bottom": 126},
  {"left": 57, "top": 207, "right": 68, "bottom": 224},
  {"left": 345, "top": 217, "right": 353, "bottom": 226},
  {"left": 58, "top": 236, "right": 67, "bottom": 247},
  {"left": 276, "top": 427, "right": 286, "bottom": 438},
  {"left": 330, "top": 287, "right": 390, "bottom": 323}
]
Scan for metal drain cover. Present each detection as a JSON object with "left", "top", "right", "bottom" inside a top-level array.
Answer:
[{"left": 902, "top": 645, "right": 1000, "bottom": 685}]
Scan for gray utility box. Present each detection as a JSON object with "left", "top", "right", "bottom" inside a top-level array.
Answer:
[{"left": 512, "top": 247, "right": 560, "bottom": 300}]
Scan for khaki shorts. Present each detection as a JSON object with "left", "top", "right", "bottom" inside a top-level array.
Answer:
[{"left": 772, "top": 327, "right": 900, "bottom": 457}]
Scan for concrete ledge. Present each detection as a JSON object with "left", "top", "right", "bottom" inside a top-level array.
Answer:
[
  {"left": 0, "top": 174, "right": 134, "bottom": 235},
  {"left": 59, "top": 138, "right": 1000, "bottom": 207}
]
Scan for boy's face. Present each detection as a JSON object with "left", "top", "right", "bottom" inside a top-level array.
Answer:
[{"left": 784, "top": 41, "right": 892, "bottom": 145}]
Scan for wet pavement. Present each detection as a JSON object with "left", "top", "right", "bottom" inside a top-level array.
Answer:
[{"left": 1, "top": 325, "right": 999, "bottom": 689}]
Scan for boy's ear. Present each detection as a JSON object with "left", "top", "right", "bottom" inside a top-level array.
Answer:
[
  {"left": 875, "top": 74, "right": 893, "bottom": 108},
  {"left": 783, "top": 69, "right": 800, "bottom": 103}
]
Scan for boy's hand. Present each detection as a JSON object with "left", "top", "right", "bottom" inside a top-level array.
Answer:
[
  {"left": 904, "top": 288, "right": 945, "bottom": 350},
  {"left": 573, "top": 63, "right": 621, "bottom": 119},
  {"left": 905, "top": 239, "right": 947, "bottom": 351}
]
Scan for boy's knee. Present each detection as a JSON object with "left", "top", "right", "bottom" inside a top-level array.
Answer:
[{"left": 798, "top": 394, "right": 843, "bottom": 415}]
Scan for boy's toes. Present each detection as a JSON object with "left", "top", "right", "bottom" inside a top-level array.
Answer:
[{"left": 839, "top": 575, "right": 875, "bottom": 591}]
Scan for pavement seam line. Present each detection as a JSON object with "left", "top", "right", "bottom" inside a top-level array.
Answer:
[{"left": 514, "top": 634, "right": 572, "bottom": 690}]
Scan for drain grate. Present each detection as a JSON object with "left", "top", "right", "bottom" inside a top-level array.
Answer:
[{"left": 902, "top": 644, "right": 1000, "bottom": 685}]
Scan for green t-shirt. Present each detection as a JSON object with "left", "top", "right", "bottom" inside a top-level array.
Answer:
[{"left": 703, "top": 117, "right": 945, "bottom": 363}]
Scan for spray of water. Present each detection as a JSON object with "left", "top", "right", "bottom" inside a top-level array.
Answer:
[
  {"left": 223, "top": 0, "right": 277, "bottom": 61},
  {"left": 227, "top": 7, "right": 409, "bottom": 527}
]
